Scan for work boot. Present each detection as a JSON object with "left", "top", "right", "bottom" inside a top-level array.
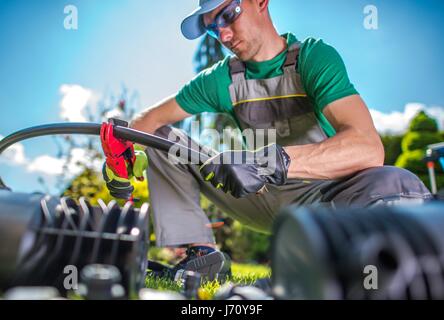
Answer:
[
  {"left": 147, "top": 246, "right": 232, "bottom": 282},
  {"left": 171, "top": 246, "right": 232, "bottom": 282}
]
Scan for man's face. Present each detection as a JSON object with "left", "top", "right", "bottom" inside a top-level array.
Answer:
[{"left": 203, "top": 0, "right": 262, "bottom": 61}]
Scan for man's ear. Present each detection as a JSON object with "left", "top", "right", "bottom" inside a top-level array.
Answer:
[
  {"left": 257, "top": 0, "right": 270, "bottom": 13},
  {"left": 250, "top": 0, "right": 270, "bottom": 13}
]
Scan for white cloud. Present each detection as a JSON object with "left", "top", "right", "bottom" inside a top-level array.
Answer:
[
  {"left": 27, "top": 155, "right": 66, "bottom": 175},
  {"left": 104, "top": 108, "right": 125, "bottom": 121},
  {"left": 59, "top": 84, "right": 98, "bottom": 122},
  {"left": 0, "top": 135, "right": 27, "bottom": 165},
  {"left": 27, "top": 148, "right": 102, "bottom": 177},
  {"left": 370, "top": 103, "right": 444, "bottom": 135},
  {"left": 65, "top": 148, "right": 102, "bottom": 176}
]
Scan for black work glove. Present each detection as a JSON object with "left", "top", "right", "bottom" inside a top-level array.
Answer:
[
  {"left": 102, "top": 163, "right": 134, "bottom": 199},
  {"left": 199, "top": 144, "right": 291, "bottom": 199},
  {"left": 101, "top": 149, "right": 148, "bottom": 200}
]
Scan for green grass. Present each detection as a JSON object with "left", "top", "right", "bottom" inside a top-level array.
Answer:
[{"left": 145, "top": 263, "right": 271, "bottom": 300}]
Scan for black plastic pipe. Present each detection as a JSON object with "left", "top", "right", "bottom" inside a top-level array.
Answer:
[{"left": 0, "top": 123, "right": 209, "bottom": 164}]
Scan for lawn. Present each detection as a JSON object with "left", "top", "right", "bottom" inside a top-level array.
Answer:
[{"left": 145, "top": 263, "right": 271, "bottom": 300}]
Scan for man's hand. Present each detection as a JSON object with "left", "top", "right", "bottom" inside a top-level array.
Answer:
[
  {"left": 199, "top": 144, "right": 291, "bottom": 198},
  {"left": 102, "top": 150, "right": 148, "bottom": 199}
]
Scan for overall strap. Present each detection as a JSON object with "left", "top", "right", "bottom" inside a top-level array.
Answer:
[
  {"left": 229, "top": 57, "right": 246, "bottom": 82},
  {"left": 228, "top": 41, "right": 302, "bottom": 81},
  {"left": 283, "top": 42, "right": 301, "bottom": 70}
]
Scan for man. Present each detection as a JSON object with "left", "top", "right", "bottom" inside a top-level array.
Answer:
[{"left": 103, "top": 0, "right": 432, "bottom": 280}]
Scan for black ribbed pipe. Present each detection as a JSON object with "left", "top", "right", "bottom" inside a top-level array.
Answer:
[{"left": 0, "top": 123, "right": 209, "bottom": 164}]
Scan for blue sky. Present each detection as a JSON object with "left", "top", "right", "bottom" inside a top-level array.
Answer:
[{"left": 0, "top": 0, "right": 443, "bottom": 194}]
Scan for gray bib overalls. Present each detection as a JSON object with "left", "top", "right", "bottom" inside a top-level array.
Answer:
[
  {"left": 145, "top": 44, "right": 432, "bottom": 247},
  {"left": 229, "top": 42, "right": 327, "bottom": 149}
]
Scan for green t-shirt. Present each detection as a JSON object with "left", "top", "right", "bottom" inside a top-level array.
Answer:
[{"left": 176, "top": 32, "right": 358, "bottom": 137}]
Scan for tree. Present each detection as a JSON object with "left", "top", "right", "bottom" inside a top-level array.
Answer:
[
  {"left": 395, "top": 111, "right": 444, "bottom": 189},
  {"left": 194, "top": 34, "right": 226, "bottom": 73},
  {"left": 380, "top": 134, "right": 403, "bottom": 165}
]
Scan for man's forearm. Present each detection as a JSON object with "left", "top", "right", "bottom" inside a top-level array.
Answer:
[
  {"left": 284, "top": 127, "right": 385, "bottom": 180},
  {"left": 130, "top": 108, "right": 163, "bottom": 134},
  {"left": 130, "top": 95, "right": 191, "bottom": 134}
]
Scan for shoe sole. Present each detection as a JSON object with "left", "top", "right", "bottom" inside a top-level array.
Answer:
[{"left": 183, "top": 251, "right": 231, "bottom": 282}]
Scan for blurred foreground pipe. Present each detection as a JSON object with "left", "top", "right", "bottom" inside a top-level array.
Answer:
[{"left": 271, "top": 203, "right": 444, "bottom": 300}]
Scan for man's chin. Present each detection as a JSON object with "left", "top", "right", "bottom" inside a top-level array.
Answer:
[{"left": 233, "top": 50, "right": 250, "bottom": 61}]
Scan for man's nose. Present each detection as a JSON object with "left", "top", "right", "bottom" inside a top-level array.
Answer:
[{"left": 219, "top": 26, "right": 233, "bottom": 43}]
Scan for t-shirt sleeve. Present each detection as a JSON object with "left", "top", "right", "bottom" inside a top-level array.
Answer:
[
  {"left": 299, "top": 38, "right": 359, "bottom": 111},
  {"left": 176, "top": 62, "right": 226, "bottom": 115}
]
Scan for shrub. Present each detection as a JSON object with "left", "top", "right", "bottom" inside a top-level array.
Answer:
[
  {"left": 401, "top": 131, "right": 442, "bottom": 153},
  {"left": 380, "top": 134, "right": 403, "bottom": 165},
  {"left": 395, "top": 150, "right": 428, "bottom": 174},
  {"left": 409, "top": 111, "right": 438, "bottom": 132}
]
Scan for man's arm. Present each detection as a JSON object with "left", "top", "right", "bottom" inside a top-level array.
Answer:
[
  {"left": 130, "top": 95, "right": 191, "bottom": 134},
  {"left": 284, "top": 94, "right": 385, "bottom": 180}
]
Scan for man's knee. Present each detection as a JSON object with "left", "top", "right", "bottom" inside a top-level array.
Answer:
[
  {"left": 322, "top": 166, "right": 432, "bottom": 207},
  {"left": 145, "top": 125, "right": 194, "bottom": 168},
  {"left": 353, "top": 166, "right": 432, "bottom": 205},
  {"left": 146, "top": 125, "right": 214, "bottom": 165}
]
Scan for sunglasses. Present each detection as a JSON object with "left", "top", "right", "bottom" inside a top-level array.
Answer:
[{"left": 204, "top": 0, "right": 243, "bottom": 39}]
